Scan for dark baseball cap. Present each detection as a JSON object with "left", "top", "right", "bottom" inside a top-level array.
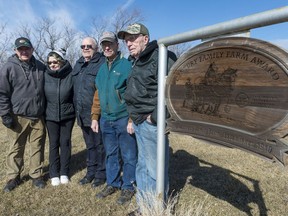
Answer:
[
  {"left": 117, "top": 23, "right": 149, "bottom": 39},
  {"left": 15, "top": 37, "right": 33, "bottom": 49}
]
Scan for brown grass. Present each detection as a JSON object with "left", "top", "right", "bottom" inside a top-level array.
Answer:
[{"left": 0, "top": 123, "right": 288, "bottom": 216}]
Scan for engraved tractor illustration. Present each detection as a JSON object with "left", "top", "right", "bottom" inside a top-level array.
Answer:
[{"left": 183, "top": 62, "right": 238, "bottom": 115}]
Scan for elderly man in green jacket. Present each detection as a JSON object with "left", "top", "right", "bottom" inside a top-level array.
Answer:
[{"left": 91, "top": 31, "right": 137, "bottom": 205}]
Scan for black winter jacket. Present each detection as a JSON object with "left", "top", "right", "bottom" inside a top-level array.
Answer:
[
  {"left": 124, "top": 40, "right": 177, "bottom": 125},
  {"left": 0, "top": 54, "right": 45, "bottom": 118},
  {"left": 72, "top": 52, "right": 105, "bottom": 127},
  {"left": 44, "top": 60, "right": 75, "bottom": 122}
]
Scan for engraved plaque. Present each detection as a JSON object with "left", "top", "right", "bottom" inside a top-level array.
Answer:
[{"left": 166, "top": 37, "right": 288, "bottom": 165}]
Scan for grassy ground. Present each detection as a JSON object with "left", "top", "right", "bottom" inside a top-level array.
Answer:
[{"left": 0, "top": 123, "right": 288, "bottom": 216}]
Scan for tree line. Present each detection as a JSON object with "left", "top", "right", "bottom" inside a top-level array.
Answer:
[
  {"left": 0, "top": 7, "right": 190, "bottom": 68},
  {"left": 0, "top": 8, "right": 144, "bottom": 67}
]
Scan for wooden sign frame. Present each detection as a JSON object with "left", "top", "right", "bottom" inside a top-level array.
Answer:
[{"left": 166, "top": 37, "right": 288, "bottom": 166}]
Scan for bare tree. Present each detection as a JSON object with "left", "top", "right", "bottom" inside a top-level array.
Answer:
[
  {"left": 13, "top": 18, "right": 80, "bottom": 64},
  {"left": 168, "top": 42, "right": 193, "bottom": 58},
  {"left": 89, "top": 7, "right": 144, "bottom": 55},
  {"left": 89, "top": 7, "right": 190, "bottom": 58},
  {"left": 62, "top": 24, "right": 82, "bottom": 66},
  {"left": 14, "top": 21, "right": 56, "bottom": 63},
  {"left": 90, "top": 16, "right": 109, "bottom": 43},
  {"left": 13, "top": 21, "right": 47, "bottom": 62},
  {"left": 112, "top": 8, "right": 144, "bottom": 33},
  {"left": 0, "top": 23, "right": 13, "bottom": 68},
  {"left": 90, "top": 8, "right": 144, "bottom": 39},
  {"left": 0, "top": 7, "right": 145, "bottom": 66}
]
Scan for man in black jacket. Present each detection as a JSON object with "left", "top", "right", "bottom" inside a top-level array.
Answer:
[
  {"left": 117, "top": 23, "right": 177, "bottom": 215},
  {"left": 72, "top": 37, "right": 106, "bottom": 187},
  {"left": 0, "top": 37, "right": 47, "bottom": 192}
]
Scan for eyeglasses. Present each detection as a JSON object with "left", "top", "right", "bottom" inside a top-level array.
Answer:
[
  {"left": 47, "top": 61, "right": 59, "bottom": 65},
  {"left": 80, "top": 44, "right": 93, "bottom": 49}
]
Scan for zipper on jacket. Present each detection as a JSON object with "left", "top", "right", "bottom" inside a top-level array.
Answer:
[{"left": 20, "top": 65, "right": 29, "bottom": 80}]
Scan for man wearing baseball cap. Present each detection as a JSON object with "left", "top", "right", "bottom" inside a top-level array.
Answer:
[
  {"left": 91, "top": 31, "right": 137, "bottom": 205},
  {"left": 14, "top": 37, "right": 33, "bottom": 49},
  {"left": 117, "top": 23, "right": 177, "bottom": 215},
  {"left": 117, "top": 23, "right": 149, "bottom": 39},
  {"left": 0, "top": 37, "right": 47, "bottom": 192}
]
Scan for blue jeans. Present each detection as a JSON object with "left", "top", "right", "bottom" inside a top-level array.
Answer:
[
  {"left": 100, "top": 116, "right": 137, "bottom": 190},
  {"left": 81, "top": 126, "right": 106, "bottom": 180},
  {"left": 133, "top": 120, "right": 169, "bottom": 205}
]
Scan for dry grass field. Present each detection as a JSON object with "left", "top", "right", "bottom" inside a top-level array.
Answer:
[{"left": 0, "top": 122, "right": 288, "bottom": 216}]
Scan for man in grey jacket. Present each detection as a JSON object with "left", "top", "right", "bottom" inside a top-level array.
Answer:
[{"left": 0, "top": 37, "right": 46, "bottom": 192}]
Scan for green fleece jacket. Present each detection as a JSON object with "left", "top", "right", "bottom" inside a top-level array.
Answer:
[{"left": 93, "top": 52, "right": 132, "bottom": 121}]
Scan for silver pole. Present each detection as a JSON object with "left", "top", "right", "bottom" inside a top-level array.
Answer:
[
  {"left": 156, "top": 44, "right": 168, "bottom": 200},
  {"left": 156, "top": 6, "right": 288, "bottom": 202},
  {"left": 158, "top": 6, "right": 288, "bottom": 46}
]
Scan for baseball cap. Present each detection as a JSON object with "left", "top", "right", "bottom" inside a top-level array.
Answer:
[
  {"left": 117, "top": 23, "right": 149, "bottom": 39},
  {"left": 99, "top": 31, "right": 118, "bottom": 44},
  {"left": 15, "top": 37, "right": 33, "bottom": 49}
]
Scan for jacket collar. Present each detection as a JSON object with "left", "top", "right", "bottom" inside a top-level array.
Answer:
[
  {"left": 78, "top": 52, "right": 103, "bottom": 64},
  {"left": 46, "top": 60, "right": 72, "bottom": 78}
]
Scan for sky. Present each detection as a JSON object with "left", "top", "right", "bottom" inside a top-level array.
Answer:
[{"left": 0, "top": 0, "right": 288, "bottom": 49}]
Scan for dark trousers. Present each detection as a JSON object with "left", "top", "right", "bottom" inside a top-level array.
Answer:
[
  {"left": 46, "top": 118, "right": 75, "bottom": 178},
  {"left": 81, "top": 126, "right": 106, "bottom": 180}
]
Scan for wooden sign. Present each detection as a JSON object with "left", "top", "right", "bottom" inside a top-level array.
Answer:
[{"left": 166, "top": 37, "right": 288, "bottom": 166}]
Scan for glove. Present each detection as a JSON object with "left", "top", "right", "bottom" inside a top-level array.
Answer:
[{"left": 1, "top": 113, "right": 14, "bottom": 129}]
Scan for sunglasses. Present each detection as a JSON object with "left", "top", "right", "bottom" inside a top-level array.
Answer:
[
  {"left": 80, "top": 44, "right": 93, "bottom": 49},
  {"left": 47, "top": 61, "right": 59, "bottom": 65}
]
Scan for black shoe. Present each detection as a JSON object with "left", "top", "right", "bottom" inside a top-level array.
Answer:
[
  {"left": 96, "top": 185, "right": 118, "bottom": 199},
  {"left": 79, "top": 176, "right": 94, "bottom": 185},
  {"left": 117, "top": 189, "right": 135, "bottom": 205},
  {"left": 127, "top": 209, "right": 142, "bottom": 216},
  {"left": 91, "top": 178, "right": 106, "bottom": 188},
  {"left": 3, "top": 176, "right": 21, "bottom": 192},
  {"left": 32, "top": 177, "right": 46, "bottom": 189}
]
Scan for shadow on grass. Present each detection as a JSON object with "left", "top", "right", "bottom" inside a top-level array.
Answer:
[
  {"left": 169, "top": 149, "right": 268, "bottom": 216},
  {"left": 69, "top": 149, "right": 87, "bottom": 177},
  {"left": 40, "top": 149, "right": 87, "bottom": 181}
]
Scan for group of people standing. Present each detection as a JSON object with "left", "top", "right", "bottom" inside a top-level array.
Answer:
[{"left": 0, "top": 23, "right": 177, "bottom": 216}]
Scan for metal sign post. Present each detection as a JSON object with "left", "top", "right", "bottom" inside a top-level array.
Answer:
[{"left": 156, "top": 6, "right": 288, "bottom": 202}]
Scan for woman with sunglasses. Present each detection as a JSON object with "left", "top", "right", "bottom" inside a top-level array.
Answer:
[{"left": 44, "top": 49, "right": 75, "bottom": 186}]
